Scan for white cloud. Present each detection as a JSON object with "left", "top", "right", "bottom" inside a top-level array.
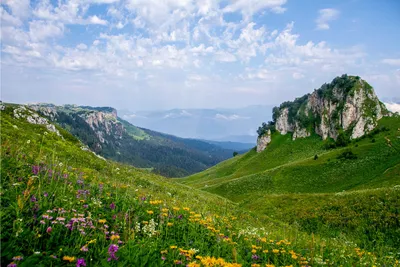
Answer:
[
  {"left": 1, "top": 7, "right": 23, "bottom": 26},
  {"left": 316, "top": 8, "right": 339, "bottom": 30},
  {"left": 382, "top": 58, "right": 400, "bottom": 66},
  {"left": 86, "top": 0, "right": 119, "bottom": 4},
  {"left": 215, "top": 51, "right": 236, "bottom": 62},
  {"left": 215, "top": 114, "right": 249, "bottom": 120},
  {"left": 292, "top": 72, "right": 304, "bottom": 79},
  {"left": 3, "top": 0, "right": 31, "bottom": 19},
  {"left": 29, "top": 20, "right": 64, "bottom": 42},
  {"left": 223, "top": 0, "right": 287, "bottom": 18},
  {"left": 384, "top": 103, "right": 400, "bottom": 113},
  {"left": 88, "top": 15, "right": 108, "bottom": 25},
  {"left": 76, "top": 43, "right": 88, "bottom": 50}
]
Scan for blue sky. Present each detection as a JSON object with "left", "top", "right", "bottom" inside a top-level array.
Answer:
[{"left": 1, "top": 0, "right": 400, "bottom": 111}]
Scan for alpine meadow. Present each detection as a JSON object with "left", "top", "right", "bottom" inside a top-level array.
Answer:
[{"left": 1, "top": 0, "right": 400, "bottom": 267}]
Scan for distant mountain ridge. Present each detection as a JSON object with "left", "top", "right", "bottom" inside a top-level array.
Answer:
[
  {"left": 118, "top": 105, "right": 272, "bottom": 143},
  {"left": 27, "top": 103, "right": 240, "bottom": 177}
]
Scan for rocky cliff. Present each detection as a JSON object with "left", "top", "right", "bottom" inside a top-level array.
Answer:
[
  {"left": 29, "top": 104, "right": 124, "bottom": 150},
  {"left": 257, "top": 75, "right": 388, "bottom": 152}
]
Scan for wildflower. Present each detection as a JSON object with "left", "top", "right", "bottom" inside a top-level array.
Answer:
[
  {"left": 50, "top": 255, "right": 57, "bottom": 259},
  {"left": 27, "top": 140, "right": 31, "bottom": 144},
  {"left": 43, "top": 192, "right": 48, "bottom": 197},
  {"left": 81, "top": 246, "right": 88, "bottom": 252},
  {"left": 272, "top": 249, "right": 279, "bottom": 254},
  {"left": 183, "top": 207, "right": 190, "bottom": 211},
  {"left": 83, "top": 204, "right": 88, "bottom": 209},
  {"left": 59, "top": 162, "right": 63, "bottom": 167},
  {"left": 76, "top": 258, "right": 86, "bottom": 267},
  {"left": 12, "top": 256, "right": 23, "bottom": 261},
  {"left": 147, "top": 210, "right": 154, "bottom": 215},
  {"left": 30, "top": 195, "right": 37, "bottom": 202},
  {"left": 46, "top": 227, "right": 52, "bottom": 234},
  {"left": 161, "top": 256, "right": 166, "bottom": 261},
  {"left": 174, "top": 260, "right": 182, "bottom": 264},
  {"left": 251, "top": 254, "right": 259, "bottom": 260},
  {"left": 63, "top": 256, "right": 75, "bottom": 263},
  {"left": 167, "top": 222, "right": 173, "bottom": 227},
  {"left": 7, "top": 263, "right": 17, "bottom": 267},
  {"left": 110, "top": 235, "right": 120, "bottom": 241},
  {"left": 44, "top": 131, "right": 48, "bottom": 135},
  {"left": 107, "top": 244, "right": 119, "bottom": 261},
  {"left": 187, "top": 263, "right": 200, "bottom": 267},
  {"left": 40, "top": 220, "right": 45, "bottom": 224},
  {"left": 109, "top": 202, "right": 116, "bottom": 210},
  {"left": 32, "top": 166, "right": 40, "bottom": 175},
  {"left": 170, "top": 245, "right": 177, "bottom": 249},
  {"left": 98, "top": 219, "right": 106, "bottom": 224}
]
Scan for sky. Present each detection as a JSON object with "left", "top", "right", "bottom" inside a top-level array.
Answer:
[{"left": 1, "top": 0, "right": 400, "bottom": 111}]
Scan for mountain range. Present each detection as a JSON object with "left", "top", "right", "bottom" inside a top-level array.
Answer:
[
  {"left": 118, "top": 105, "right": 273, "bottom": 144},
  {"left": 23, "top": 104, "right": 250, "bottom": 178}
]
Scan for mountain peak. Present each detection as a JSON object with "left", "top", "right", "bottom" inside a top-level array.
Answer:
[{"left": 257, "top": 74, "right": 389, "bottom": 152}]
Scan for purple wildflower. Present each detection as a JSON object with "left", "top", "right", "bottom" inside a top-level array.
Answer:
[
  {"left": 46, "top": 227, "right": 52, "bottom": 234},
  {"left": 43, "top": 192, "right": 48, "bottom": 197},
  {"left": 178, "top": 214, "right": 183, "bottom": 220},
  {"left": 7, "top": 263, "right": 17, "bottom": 267},
  {"left": 12, "top": 256, "right": 23, "bottom": 261},
  {"left": 251, "top": 254, "right": 259, "bottom": 260},
  {"left": 76, "top": 258, "right": 86, "bottom": 267},
  {"left": 161, "top": 256, "right": 166, "bottom": 261},
  {"left": 81, "top": 245, "right": 88, "bottom": 252},
  {"left": 83, "top": 204, "right": 88, "bottom": 209},
  {"left": 110, "top": 202, "right": 116, "bottom": 210},
  {"left": 30, "top": 195, "right": 37, "bottom": 202},
  {"left": 107, "top": 244, "right": 119, "bottom": 261},
  {"left": 32, "top": 165, "right": 40, "bottom": 175}
]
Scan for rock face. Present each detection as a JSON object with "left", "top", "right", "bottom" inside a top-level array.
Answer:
[
  {"left": 256, "top": 75, "right": 388, "bottom": 152},
  {"left": 13, "top": 106, "right": 62, "bottom": 136},
  {"left": 31, "top": 104, "right": 124, "bottom": 142},
  {"left": 274, "top": 75, "right": 387, "bottom": 141},
  {"left": 257, "top": 129, "right": 271, "bottom": 152}
]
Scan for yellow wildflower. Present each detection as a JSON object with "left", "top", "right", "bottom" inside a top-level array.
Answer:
[
  {"left": 110, "top": 235, "right": 120, "bottom": 241},
  {"left": 167, "top": 222, "right": 173, "bottom": 227},
  {"left": 98, "top": 219, "right": 106, "bottom": 224},
  {"left": 63, "top": 256, "right": 75, "bottom": 262},
  {"left": 147, "top": 210, "right": 154, "bottom": 215},
  {"left": 170, "top": 245, "right": 177, "bottom": 249}
]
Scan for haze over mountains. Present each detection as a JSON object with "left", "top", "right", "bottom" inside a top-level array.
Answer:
[{"left": 119, "top": 105, "right": 273, "bottom": 144}]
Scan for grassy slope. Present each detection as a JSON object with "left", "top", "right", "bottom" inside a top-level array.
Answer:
[
  {"left": 177, "top": 116, "right": 400, "bottom": 253},
  {"left": 181, "top": 117, "right": 400, "bottom": 197},
  {"left": 2, "top": 106, "right": 398, "bottom": 266}
]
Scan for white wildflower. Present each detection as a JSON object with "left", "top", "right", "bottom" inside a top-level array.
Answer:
[
  {"left": 142, "top": 219, "right": 158, "bottom": 237},
  {"left": 26, "top": 140, "right": 31, "bottom": 144}
]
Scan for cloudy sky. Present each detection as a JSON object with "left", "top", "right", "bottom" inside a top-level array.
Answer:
[{"left": 1, "top": 0, "right": 400, "bottom": 111}]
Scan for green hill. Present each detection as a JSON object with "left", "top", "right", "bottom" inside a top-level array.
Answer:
[
  {"left": 177, "top": 75, "right": 400, "bottom": 255},
  {"left": 2, "top": 100, "right": 399, "bottom": 266},
  {"left": 25, "top": 103, "right": 236, "bottom": 178}
]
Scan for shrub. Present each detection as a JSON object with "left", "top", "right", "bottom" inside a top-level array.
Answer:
[{"left": 337, "top": 149, "right": 358, "bottom": 160}]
